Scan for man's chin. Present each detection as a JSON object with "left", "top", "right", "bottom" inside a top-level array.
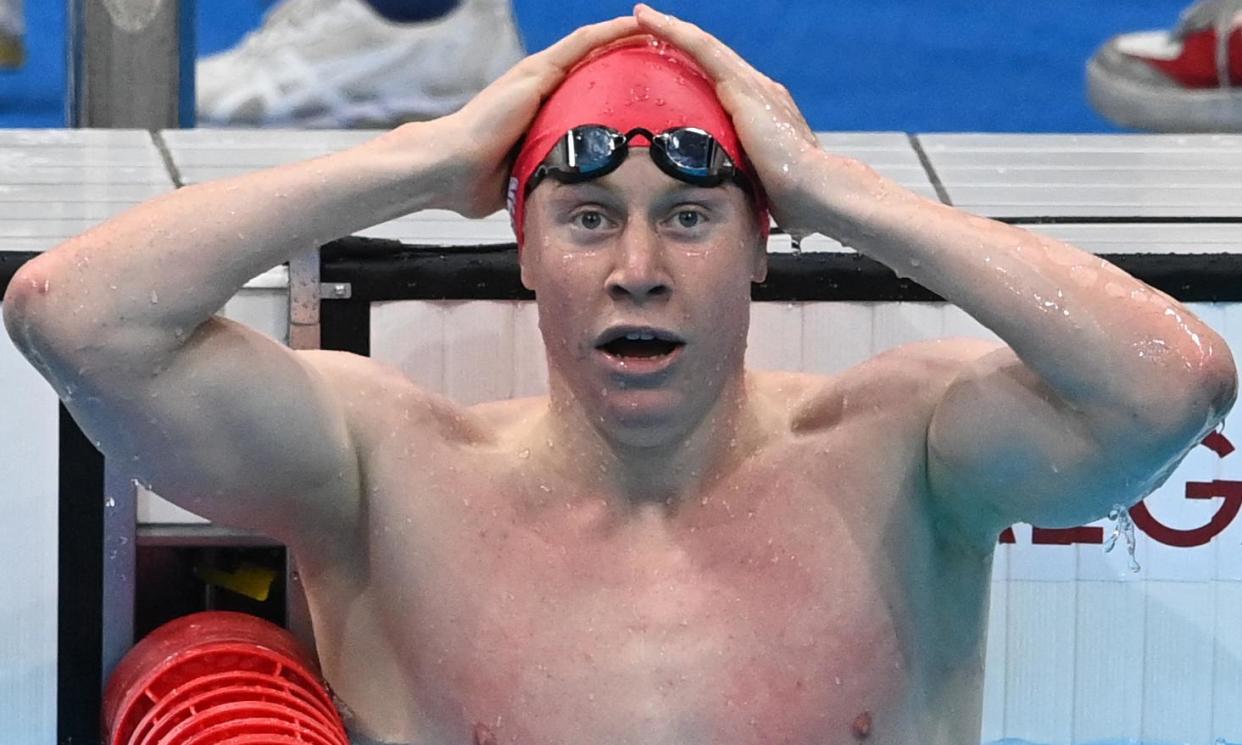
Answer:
[{"left": 595, "top": 389, "right": 691, "bottom": 444}]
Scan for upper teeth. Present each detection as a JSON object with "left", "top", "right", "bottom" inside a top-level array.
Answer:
[{"left": 625, "top": 332, "right": 656, "bottom": 341}]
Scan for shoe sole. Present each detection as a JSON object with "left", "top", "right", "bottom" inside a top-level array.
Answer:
[
  {"left": 198, "top": 91, "right": 478, "bottom": 129},
  {"left": 1087, "top": 56, "right": 1242, "bottom": 132}
]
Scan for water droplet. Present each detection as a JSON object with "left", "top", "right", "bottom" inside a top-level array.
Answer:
[
  {"left": 149, "top": 290, "right": 159, "bottom": 304},
  {"left": 1103, "top": 503, "right": 1141, "bottom": 572},
  {"left": 654, "top": 97, "right": 665, "bottom": 106},
  {"left": 518, "top": 448, "right": 531, "bottom": 459},
  {"left": 104, "top": 496, "right": 116, "bottom": 508}
]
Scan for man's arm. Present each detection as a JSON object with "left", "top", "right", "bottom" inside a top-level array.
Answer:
[
  {"left": 0, "top": 130, "right": 440, "bottom": 543},
  {"left": 814, "top": 164, "right": 1237, "bottom": 539}
]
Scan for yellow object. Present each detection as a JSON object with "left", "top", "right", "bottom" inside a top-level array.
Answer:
[
  {"left": 0, "top": 33, "right": 21, "bottom": 69},
  {"left": 194, "top": 560, "right": 278, "bottom": 602}
]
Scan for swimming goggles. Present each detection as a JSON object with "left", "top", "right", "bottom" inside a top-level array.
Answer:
[{"left": 525, "top": 125, "right": 749, "bottom": 195}]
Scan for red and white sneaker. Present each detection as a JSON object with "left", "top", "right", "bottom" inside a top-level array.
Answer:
[{"left": 1087, "top": 0, "right": 1242, "bottom": 131}]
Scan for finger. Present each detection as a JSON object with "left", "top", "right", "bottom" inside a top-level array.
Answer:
[
  {"left": 632, "top": 4, "right": 752, "bottom": 82},
  {"left": 535, "top": 16, "right": 642, "bottom": 73}
]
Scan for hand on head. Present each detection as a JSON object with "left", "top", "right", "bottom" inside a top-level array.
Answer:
[
  {"left": 411, "top": 15, "right": 641, "bottom": 218},
  {"left": 631, "top": 4, "right": 824, "bottom": 233}
]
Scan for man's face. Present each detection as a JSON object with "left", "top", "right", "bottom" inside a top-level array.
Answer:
[{"left": 521, "top": 151, "right": 767, "bottom": 446}]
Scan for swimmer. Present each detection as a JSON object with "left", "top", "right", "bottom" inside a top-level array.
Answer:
[{"left": 3, "top": 6, "right": 1237, "bottom": 745}]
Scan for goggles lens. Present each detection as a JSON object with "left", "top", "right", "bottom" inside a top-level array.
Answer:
[
  {"left": 571, "top": 127, "right": 623, "bottom": 174},
  {"left": 528, "top": 125, "right": 744, "bottom": 195},
  {"left": 661, "top": 129, "right": 715, "bottom": 177}
]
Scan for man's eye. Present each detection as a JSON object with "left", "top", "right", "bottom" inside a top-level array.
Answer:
[
  {"left": 572, "top": 211, "right": 606, "bottom": 230},
  {"left": 675, "top": 210, "right": 704, "bottom": 229}
]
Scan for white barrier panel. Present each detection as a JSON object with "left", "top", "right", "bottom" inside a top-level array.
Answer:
[{"left": 0, "top": 299, "right": 59, "bottom": 744}]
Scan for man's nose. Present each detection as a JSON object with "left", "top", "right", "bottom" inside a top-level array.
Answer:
[{"left": 606, "top": 223, "right": 670, "bottom": 302}]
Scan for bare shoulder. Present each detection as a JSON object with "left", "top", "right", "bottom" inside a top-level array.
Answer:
[
  {"left": 764, "top": 338, "right": 1006, "bottom": 435},
  {"left": 295, "top": 349, "right": 487, "bottom": 447}
]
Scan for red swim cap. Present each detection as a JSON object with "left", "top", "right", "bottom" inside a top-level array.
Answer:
[{"left": 508, "top": 35, "right": 769, "bottom": 249}]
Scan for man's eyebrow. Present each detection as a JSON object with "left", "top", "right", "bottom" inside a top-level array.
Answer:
[
  {"left": 547, "top": 180, "right": 620, "bottom": 202},
  {"left": 551, "top": 179, "right": 612, "bottom": 193},
  {"left": 653, "top": 185, "right": 730, "bottom": 205}
]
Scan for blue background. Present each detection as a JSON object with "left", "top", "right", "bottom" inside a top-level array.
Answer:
[{"left": 0, "top": 0, "right": 1191, "bottom": 131}]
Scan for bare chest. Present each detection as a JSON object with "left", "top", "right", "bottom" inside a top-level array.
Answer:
[{"left": 339, "top": 444, "right": 929, "bottom": 745}]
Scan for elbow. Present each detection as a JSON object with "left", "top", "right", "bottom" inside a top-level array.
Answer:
[
  {"left": 1203, "top": 349, "right": 1238, "bottom": 425},
  {"left": 1139, "top": 337, "right": 1238, "bottom": 443},
  {"left": 1197, "top": 357, "right": 1237, "bottom": 427},
  {"left": 3, "top": 260, "right": 102, "bottom": 362},
  {"left": 1190, "top": 329, "right": 1238, "bottom": 425},
  {"left": 2, "top": 263, "right": 52, "bottom": 350}
]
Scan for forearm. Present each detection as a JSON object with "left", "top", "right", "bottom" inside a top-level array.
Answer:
[
  {"left": 5, "top": 123, "right": 440, "bottom": 347},
  {"left": 808, "top": 153, "right": 1237, "bottom": 423}
]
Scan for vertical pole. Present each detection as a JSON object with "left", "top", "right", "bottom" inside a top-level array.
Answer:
[
  {"left": 100, "top": 466, "right": 137, "bottom": 686},
  {"left": 286, "top": 248, "right": 323, "bottom": 658},
  {"left": 68, "top": 0, "right": 196, "bottom": 128}
]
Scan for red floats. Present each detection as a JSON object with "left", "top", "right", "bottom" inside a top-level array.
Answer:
[{"left": 103, "top": 611, "right": 349, "bottom": 745}]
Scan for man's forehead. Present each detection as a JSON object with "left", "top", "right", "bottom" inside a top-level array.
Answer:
[{"left": 544, "top": 155, "right": 728, "bottom": 201}]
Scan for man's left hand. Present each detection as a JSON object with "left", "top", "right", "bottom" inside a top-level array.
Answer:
[{"left": 634, "top": 3, "right": 839, "bottom": 235}]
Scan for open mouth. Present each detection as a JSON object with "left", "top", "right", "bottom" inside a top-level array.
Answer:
[
  {"left": 595, "top": 329, "right": 686, "bottom": 361},
  {"left": 599, "top": 336, "right": 682, "bottom": 359}
]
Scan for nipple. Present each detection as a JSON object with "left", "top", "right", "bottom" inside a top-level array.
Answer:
[
  {"left": 851, "top": 710, "right": 872, "bottom": 740},
  {"left": 473, "top": 723, "right": 498, "bottom": 745}
]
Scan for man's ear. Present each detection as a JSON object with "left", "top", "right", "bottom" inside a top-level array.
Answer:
[
  {"left": 751, "top": 226, "right": 768, "bottom": 284},
  {"left": 518, "top": 205, "right": 537, "bottom": 291},
  {"left": 520, "top": 249, "right": 537, "bottom": 292}
]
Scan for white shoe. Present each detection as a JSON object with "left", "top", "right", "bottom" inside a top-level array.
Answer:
[{"left": 196, "top": 0, "right": 525, "bottom": 128}]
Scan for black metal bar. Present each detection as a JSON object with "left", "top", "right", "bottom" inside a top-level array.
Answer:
[
  {"left": 1, "top": 251, "right": 40, "bottom": 294},
  {"left": 57, "top": 406, "right": 104, "bottom": 745},
  {"left": 321, "top": 238, "right": 1242, "bottom": 303}
]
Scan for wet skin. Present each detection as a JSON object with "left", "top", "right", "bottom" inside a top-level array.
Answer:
[{"left": 292, "top": 157, "right": 1000, "bottom": 744}]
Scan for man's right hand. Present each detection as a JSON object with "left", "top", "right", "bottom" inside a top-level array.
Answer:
[{"left": 397, "top": 15, "right": 641, "bottom": 219}]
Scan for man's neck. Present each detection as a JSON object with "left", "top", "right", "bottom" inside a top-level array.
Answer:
[{"left": 536, "top": 372, "right": 768, "bottom": 510}]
